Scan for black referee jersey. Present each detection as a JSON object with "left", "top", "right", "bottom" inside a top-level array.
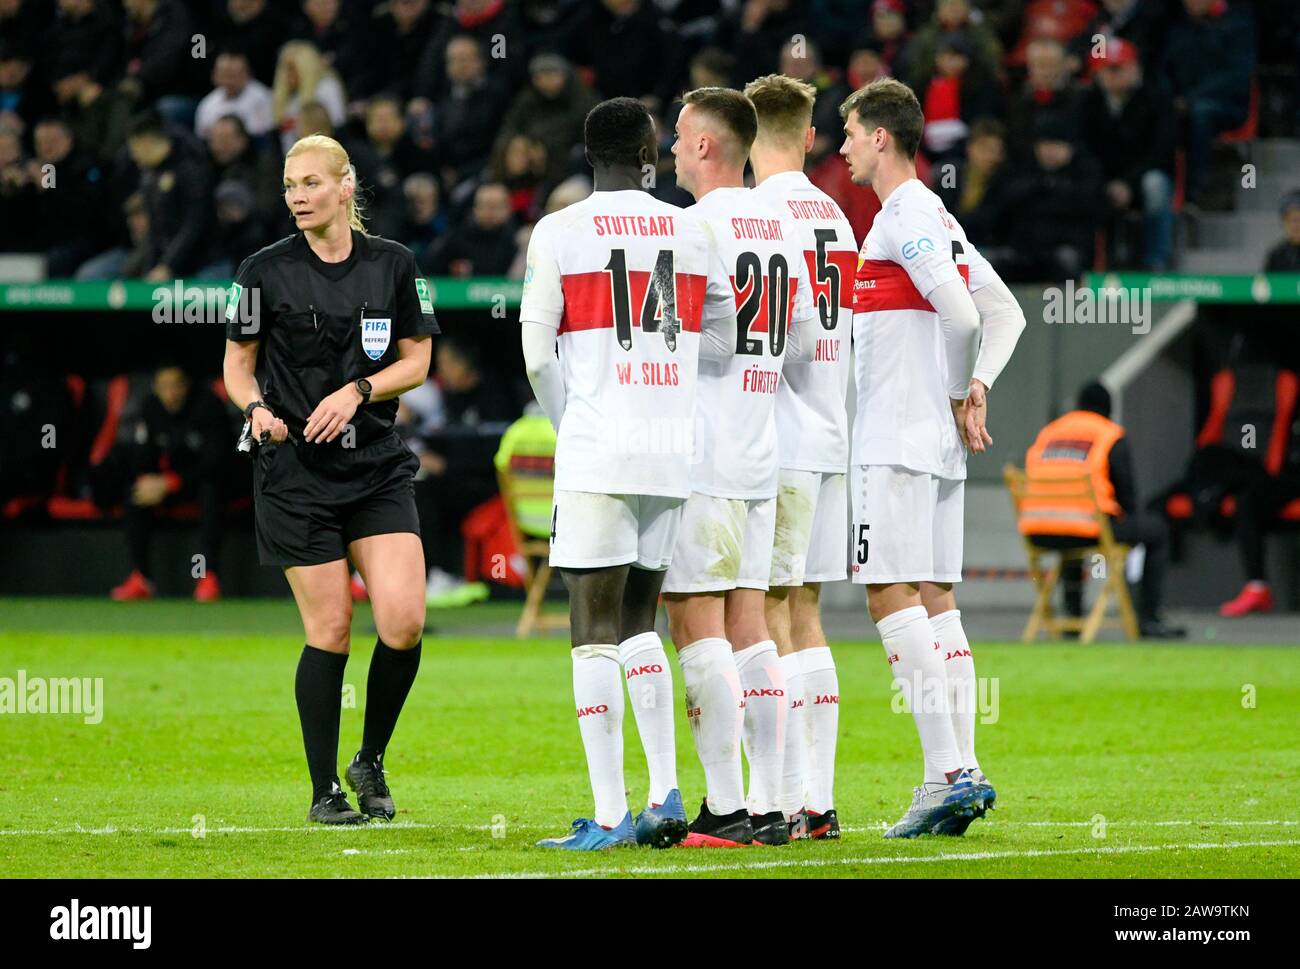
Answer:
[
  {"left": 225, "top": 229, "right": 440, "bottom": 450},
  {"left": 225, "top": 229, "right": 439, "bottom": 566}
]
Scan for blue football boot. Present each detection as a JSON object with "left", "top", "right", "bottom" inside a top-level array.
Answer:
[
  {"left": 537, "top": 812, "right": 637, "bottom": 850},
  {"left": 634, "top": 788, "right": 688, "bottom": 849},
  {"left": 884, "top": 771, "right": 981, "bottom": 839}
]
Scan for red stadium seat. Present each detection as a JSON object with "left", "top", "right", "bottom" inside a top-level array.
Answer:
[{"left": 1217, "top": 79, "right": 1259, "bottom": 145}]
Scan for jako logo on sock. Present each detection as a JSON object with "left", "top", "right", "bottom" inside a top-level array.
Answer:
[
  {"left": 625, "top": 664, "right": 663, "bottom": 678},
  {"left": 743, "top": 688, "right": 784, "bottom": 698},
  {"left": 813, "top": 694, "right": 838, "bottom": 704},
  {"left": 576, "top": 704, "right": 609, "bottom": 717}
]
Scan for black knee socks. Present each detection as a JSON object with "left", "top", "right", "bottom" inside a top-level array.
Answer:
[
  {"left": 359, "top": 638, "right": 422, "bottom": 763},
  {"left": 295, "top": 645, "right": 348, "bottom": 802}
]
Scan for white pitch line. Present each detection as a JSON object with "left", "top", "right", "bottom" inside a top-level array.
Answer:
[
  {"left": 469, "top": 838, "right": 1300, "bottom": 879},
  {"left": 0, "top": 819, "right": 1295, "bottom": 837}
]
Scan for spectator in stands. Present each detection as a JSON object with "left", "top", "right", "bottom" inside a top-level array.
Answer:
[
  {"left": 271, "top": 41, "right": 346, "bottom": 156},
  {"left": 492, "top": 53, "right": 598, "bottom": 187},
  {"left": 1001, "top": 114, "right": 1102, "bottom": 280},
  {"left": 47, "top": 0, "right": 123, "bottom": 95},
  {"left": 421, "top": 180, "right": 517, "bottom": 277},
  {"left": 119, "top": 0, "right": 199, "bottom": 118},
  {"left": 689, "top": 48, "right": 734, "bottom": 93},
  {"left": 1021, "top": 381, "right": 1185, "bottom": 638},
  {"left": 845, "top": 35, "right": 890, "bottom": 92},
  {"left": 905, "top": 0, "right": 1003, "bottom": 93},
  {"left": 936, "top": 118, "right": 1011, "bottom": 253},
  {"left": 292, "top": 99, "right": 335, "bottom": 142},
  {"left": 861, "top": 0, "right": 911, "bottom": 77},
  {"left": 490, "top": 133, "right": 550, "bottom": 224},
  {"left": 205, "top": 113, "right": 281, "bottom": 217},
  {"left": 349, "top": 93, "right": 441, "bottom": 241},
  {"left": 717, "top": 0, "right": 808, "bottom": 87},
  {"left": 402, "top": 172, "right": 448, "bottom": 267},
  {"left": 1161, "top": 0, "right": 1255, "bottom": 207},
  {"left": 1007, "top": 35, "right": 1085, "bottom": 159},
  {"left": 195, "top": 51, "right": 275, "bottom": 140},
  {"left": 356, "top": 0, "right": 437, "bottom": 103},
  {"left": 210, "top": 0, "right": 290, "bottom": 86},
  {"left": 430, "top": 34, "right": 511, "bottom": 187},
  {"left": 1076, "top": 0, "right": 1167, "bottom": 70},
  {"left": 78, "top": 110, "right": 213, "bottom": 281},
  {"left": 99, "top": 364, "right": 232, "bottom": 603},
  {"left": 415, "top": 0, "right": 525, "bottom": 104},
  {"left": 406, "top": 336, "right": 520, "bottom": 606},
  {"left": 50, "top": 68, "right": 132, "bottom": 166},
  {"left": 1006, "top": 0, "right": 1101, "bottom": 69},
  {"left": 915, "top": 31, "right": 1003, "bottom": 167},
  {"left": 507, "top": 173, "right": 591, "bottom": 280},
  {"left": 0, "top": 0, "right": 50, "bottom": 57},
  {"left": 30, "top": 118, "right": 110, "bottom": 276},
  {"left": 198, "top": 179, "right": 267, "bottom": 277},
  {"left": 565, "top": 0, "right": 685, "bottom": 112},
  {"left": 291, "top": 0, "right": 354, "bottom": 75},
  {"left": 1263, "top": 190, "right": 1300, "bottom": 271},
  {"left": 0, "top": 44, "right": 46, "bottom": 134},
  {"left": 0, "top": 125, "right": 35, "bottom": 249},
  {"left": 1081, "top": 37, "right": 1176, "bottom": 270}
]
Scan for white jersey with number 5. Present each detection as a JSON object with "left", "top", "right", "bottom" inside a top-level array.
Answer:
[
  {"left": 688, "top": 186, "right": 817, "bottom": 499},
  {"left": 753, "top": 171, "right": 857, "bottom": 473},
  {"left": 852, "top": 178, "right": 995, "bottom": 481},
  {"left": 519, "top": 189, "right": 731, "bottom": 499}
]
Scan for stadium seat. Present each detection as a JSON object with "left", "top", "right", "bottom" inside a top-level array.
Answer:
[
  {"left": 494, "top": 414, "right": 568, "bottom": 638},
  {"left": 1217, "top": 78, "right": 1260, "bottom": 145},
  {"left": 1005, "top": 464, "right": 1140, "bottom": 644}
]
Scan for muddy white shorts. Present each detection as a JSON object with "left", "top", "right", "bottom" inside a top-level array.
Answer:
[
  {"left": 662, "top": 493, "right": 777, "bottom": 593},
  {"left": 769, "top": 470, "right": 849, "bottom": 586},
  {"left": 549, "top": 490, "right": 684, "bottom": 571}
]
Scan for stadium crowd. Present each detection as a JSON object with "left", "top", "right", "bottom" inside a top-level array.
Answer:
[{"left": 0, "top": 0, "right": 1291, "bottom": 281}]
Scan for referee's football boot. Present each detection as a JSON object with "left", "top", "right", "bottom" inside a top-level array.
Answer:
[
  {"left": 634, "top": 788, "right": 688, "bottom": 849},
  {"left": 308, "top": 783, "right": 368, "bottom": 825},
  {"left": 806, "top": 808, "right": 841, "bottom": 840},
  {"left": 932, "top": 770, "right": 997, "bottom": 836},
  {"left": 680, "top": 799, "right": 755, "bottom": 847},
  {"left": 751, "top": 810, "right": 791, "bottom": 845},
  {"left": 345, "top": 753, "right": 395, "bottom": 821},
  {"left": 537, "top": 812, "right": 636, "bottom": 850},
  {"left": 883, "top": 771, "right": 981, "bottom": 839}
]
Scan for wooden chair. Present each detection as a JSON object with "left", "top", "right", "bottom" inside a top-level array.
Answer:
[
  {"left": 495, "top": 419, "right": 568, "bottom": 638},
  {"left": 1003, "top": 464, "right": 1140, "bottom": 644}
]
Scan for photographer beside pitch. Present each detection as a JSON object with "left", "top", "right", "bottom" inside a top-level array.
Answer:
[{"left": 223, "top": 134, "right": 438, "bottom": 825}]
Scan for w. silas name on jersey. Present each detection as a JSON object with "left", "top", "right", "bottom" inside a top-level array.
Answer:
[
  {"left": 518, "top": 189, "right": 725, "bottom": 500},
  {"left": 686, "top": 186, "right": 817, "bottom": 500}
]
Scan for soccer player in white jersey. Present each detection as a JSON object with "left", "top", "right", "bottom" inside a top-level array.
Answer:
[
  {"left": 520, "top": 97, "right": 737, "bottom": 851},
  {"left": 745, "top": 74, "right": 858, "bottom": 842},
  {"left": 839, "top": 78, "right": 1026, "bottom": 838},
  {"left": 662, "top": 87, "right": 818, "bottom": 848}
]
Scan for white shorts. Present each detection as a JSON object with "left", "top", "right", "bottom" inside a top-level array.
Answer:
[
  {"left": 849, "top": 465, "right": 964, "bottom": 585},
  {"left": 770, "top": 470, "right": 849, "bottom": 587},
  {"left": 662, "top": 493, "right": 777, "bottom": 593},
  {"left": 549, "top": 491, "right": 683, "bottom": 571}
]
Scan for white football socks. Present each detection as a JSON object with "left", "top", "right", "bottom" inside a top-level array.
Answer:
[
  {"left": 570, "top": 643, "right": 627, "bottom": 828},
  {"left": 777, "top": 651, "right": 806, "bottom": 818},
  {"left": 931, "top": 609, "right": 979, "bottom": 774},
  {"left": 798, "top": 645, "right": 839, "bottom": 814},
  {"left": 678, "top": 637, "right": 745, "bottom": 816},
  {"left": 734, "top": 639, "right": 787, "bottom": 816},
  {"left": 619, "top": 631, "right": 678, "bottom": 806},
  {"left": 876, "top": 605, "right": 961, "bottom": 784}
]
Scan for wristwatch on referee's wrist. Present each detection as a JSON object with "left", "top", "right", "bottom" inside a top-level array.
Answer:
[
  {"left": 354, "top": 377, "right": 372, "bottom": 405},
  {"left": 243, "top": 399, "right": 272, "bottom": 420}
]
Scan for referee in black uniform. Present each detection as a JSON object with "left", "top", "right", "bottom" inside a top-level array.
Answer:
[{"left": 223, "top": 135, "right": 438, "bottom": 824}]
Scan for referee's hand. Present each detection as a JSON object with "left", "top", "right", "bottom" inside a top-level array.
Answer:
[
  {"left": 251, "top": 406, "right": 289, "bottom": 445},
  {"left": 304, "top": 385, "right": 361, "bottom": 444}
]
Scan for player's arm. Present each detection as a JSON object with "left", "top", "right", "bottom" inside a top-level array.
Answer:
[
  {"left": 223, "top": 259, "right": 287, "bottom": 444},
  {"left": 962, "top": 251, "right": 1027, "bottom": 452},
  {"left": 519, "top": 220, "right": 567, "bottom": 429}
]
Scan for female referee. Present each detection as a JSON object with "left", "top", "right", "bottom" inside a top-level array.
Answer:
[{"left": 222, "top": 134, "right": 438, "bottom": 824}]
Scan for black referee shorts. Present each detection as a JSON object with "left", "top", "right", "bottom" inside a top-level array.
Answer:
[{"left": 253, "top": 432, "right": 421, "bottom": 567}]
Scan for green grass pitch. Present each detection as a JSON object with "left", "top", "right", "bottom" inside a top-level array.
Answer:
[{"left": 1, "top": 597, "right": 1297, "bottom": 878}]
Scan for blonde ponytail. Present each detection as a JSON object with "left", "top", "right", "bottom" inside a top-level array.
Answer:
[{"left": 285, "top": 134, "right": 369, "bottom": 235}]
